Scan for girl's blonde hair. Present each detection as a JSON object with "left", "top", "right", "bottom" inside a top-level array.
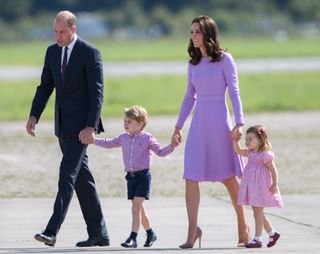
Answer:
[
  {"left": 246, "top": 125, "right": 272, "bottom": 152},
  {"left": 124, "top": 105, "right": 148, "bottom": 128}
]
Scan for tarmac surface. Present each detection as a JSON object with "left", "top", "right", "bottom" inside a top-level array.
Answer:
[{"left": 0, "top": 195, "right": 319, "bottom": 253}]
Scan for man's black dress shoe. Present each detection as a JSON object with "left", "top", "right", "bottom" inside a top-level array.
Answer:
[
  {"left": 34, "top": 232, "right": 56, "bottom": 247},
  {"left": 76, "top": 235, "right": 110, "bottom": 247},
  {"left": 121, "top": 238, "right": 138, "bottom": 248},
  {"left": 144, "top": 233, "right": 157, "bottom": 247}
]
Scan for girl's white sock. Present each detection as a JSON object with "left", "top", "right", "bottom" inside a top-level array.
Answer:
[
  {"left": 268, "top": 229, "right": 276, "bottom": 236},
  {"left": 253, "top": 236, "right": 262, "bottom": 242}
]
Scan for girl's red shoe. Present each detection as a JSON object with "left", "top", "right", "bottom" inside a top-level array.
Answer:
[
  {"left": 245, "top": 240, "right": 262, "bottom": 248},
  {"left": 267, "top": 232, "right": 280, "bottom": 247}
]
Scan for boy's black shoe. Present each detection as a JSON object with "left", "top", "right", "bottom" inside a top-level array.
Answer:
[
  {"left": 121, "top": 237, "right": 138, "bottom": 248},
  {"left": 144, "top": 232, "right": 157, "bottom": 247}
]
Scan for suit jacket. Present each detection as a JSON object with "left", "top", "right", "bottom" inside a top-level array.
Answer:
[{"left": 30, "top": 37, "right": 104, "bottom": 137}]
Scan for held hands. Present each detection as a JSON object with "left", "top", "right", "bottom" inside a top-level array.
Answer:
[
  {"left": 173, "top": 127, "right": 182, "bottom": 142},
  {"left": 230, "top": 124, "right": 243, "bottom": 142},
  {"left": 79, "top": 127, "right": 95, "bottom": 144},
  {"left": 230, "top": 131, "right": 240, "bottom": 142},
  {"left": 171, "top": 134, "right": 180, "bottom": 148},
  {"left": 171, "top": 127, "right": 182, "bottom": 148}
]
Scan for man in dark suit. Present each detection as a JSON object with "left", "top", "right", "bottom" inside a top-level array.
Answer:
[{"left": 26, "top": 10, "right": 109, "bottom": 247}]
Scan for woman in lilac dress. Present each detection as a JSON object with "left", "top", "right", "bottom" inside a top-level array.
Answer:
[{"left": 172, "top": 16, "right": 250, "bottom": 248}]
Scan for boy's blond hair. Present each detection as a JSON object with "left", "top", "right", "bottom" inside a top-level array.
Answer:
[{"left": 124, "top": 105, "right": 148, "bottom": 128}]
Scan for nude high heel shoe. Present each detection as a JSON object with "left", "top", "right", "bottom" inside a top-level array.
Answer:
[
  {"left": 238, "top": 224, "right": 251, "bottom": 247},
  {"left": 179, "top": 227, "right": 202, "bottom": 249}
]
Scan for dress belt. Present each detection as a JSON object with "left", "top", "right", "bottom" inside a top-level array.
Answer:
[{"left": 197, "top": 95, "right": 225, "bottom": 102}]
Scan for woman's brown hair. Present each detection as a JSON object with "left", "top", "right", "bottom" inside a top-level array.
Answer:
[{"left": 188, "top": 15, "right": 224, "bottom": 65}]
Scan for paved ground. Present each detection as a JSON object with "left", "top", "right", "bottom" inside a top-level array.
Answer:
[{"left": 0, "top": 195, "right": 319, "bottom": 253}]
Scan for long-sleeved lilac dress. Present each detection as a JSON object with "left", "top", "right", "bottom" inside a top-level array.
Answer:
[{"left": 176, "top": 52, "right": 245, "bottom": 182}]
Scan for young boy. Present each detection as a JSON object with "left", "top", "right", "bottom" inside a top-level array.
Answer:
[{"left": 91, "top": 105, "right": 179, "bottom": 248}]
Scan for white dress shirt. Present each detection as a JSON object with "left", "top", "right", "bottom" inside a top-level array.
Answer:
[{"left": 60, "top": 34, "right": 77, "bottom": 70}]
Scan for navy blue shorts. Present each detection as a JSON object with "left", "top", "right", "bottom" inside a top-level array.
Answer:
[{"left": 125, "top": 169, "right": 151, "bottom": 200}]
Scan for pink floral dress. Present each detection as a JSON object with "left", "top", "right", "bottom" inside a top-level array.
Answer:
[{"left": 237, "top": 151, "right": 283, "bottom": 208}]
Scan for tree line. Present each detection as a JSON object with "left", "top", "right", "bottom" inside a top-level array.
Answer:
[{"left": 0, "top": 0, "right": 319, "bottom": 41}]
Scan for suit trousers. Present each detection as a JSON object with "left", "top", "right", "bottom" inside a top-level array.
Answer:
[{"left": 45, "top": 135, "right": 108, "bottom": 237}]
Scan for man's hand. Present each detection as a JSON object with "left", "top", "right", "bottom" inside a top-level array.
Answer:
[
  {"left": 26, "top": 116, "right": 37, "bottom": 137},
  {"left": 79, "top": 127, "right": 95, "bottom": 144}
]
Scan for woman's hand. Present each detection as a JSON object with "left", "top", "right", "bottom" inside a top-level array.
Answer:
[
  {"left": 173, "top": 127, "right": 182, "bottom": 143},
  {"left": 171, "top": 135, "right": 180, "bottom": 148}
]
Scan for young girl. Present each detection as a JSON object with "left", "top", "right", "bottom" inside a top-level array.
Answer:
[
  {"left": 231, "top": 125, "right": 283, "bottom": 248},
  {"left": 91, "top": 105, "right": 179, "bottom": 248}
]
